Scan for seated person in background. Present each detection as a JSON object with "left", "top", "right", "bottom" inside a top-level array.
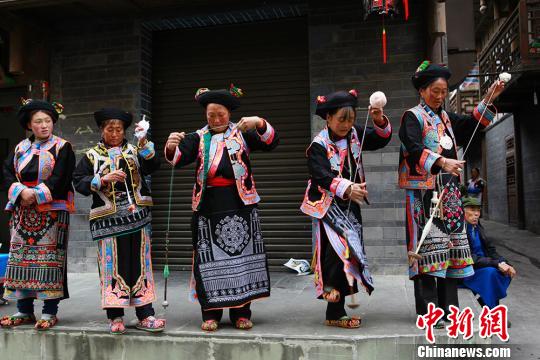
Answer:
[
  {"left": 462, "top": 197, "right": 516, "bottom": 309},
  {"left": 466, "top": 167, "right": 485, "bottom": 205}
]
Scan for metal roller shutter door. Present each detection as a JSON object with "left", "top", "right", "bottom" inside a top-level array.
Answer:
[{"left": 151, "top": 18, "right": 311, "bottom": 271}]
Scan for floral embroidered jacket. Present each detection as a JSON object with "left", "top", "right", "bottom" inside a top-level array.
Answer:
[
  {"left": 3, "top": 135, "right": 75, "bottom": 213},
  {"left": 300, "top": 119, "right": 392, "bottom": 219},
  {"left": 398, "top": 101, "right": 495, "bottom": 190},
  {"left": 73, "top": 139, "right": 159, "bottom": 222},
  {"left": 165, "top": 120, "right": 278, "bottom": 211}
]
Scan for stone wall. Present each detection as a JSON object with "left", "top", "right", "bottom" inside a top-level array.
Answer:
[
  {"left": 517, "top": 106, "right": 540, "bottom": 233},
  {"left": 484, "top": 115, "right": 514, "bottom": 224},
  {"left": 48, "top": 19, "right": 147, "bottom": 271}
]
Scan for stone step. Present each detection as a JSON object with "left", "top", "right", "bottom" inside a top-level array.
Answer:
[
  {"left": 0, "top": 328, "right": 488, "bottom": 360},
  {"left": 0, "top": 273, "right": 487, "bottom": 360}
]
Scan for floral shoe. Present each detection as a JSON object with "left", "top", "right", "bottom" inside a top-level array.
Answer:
[
  {"left": 201, "top": 319, "right": 219, "bottom": 332},
  {"left": 35, "top": 316, "right": 58, "bottom": 331},
  {"left": 234, "top": 317, "right": 253, "bottom": 330},
  {"left": 325, "top": 316, "right": 361, "bottom": 329},
  {"left": 0, "top": 313, "right": 36, "bottom": 327},
  {"left": 136, "top": 316, "right": 165, "bottom": 333},
  {"left": 109, "top": 317, "right": 126, "bottom": 335}
]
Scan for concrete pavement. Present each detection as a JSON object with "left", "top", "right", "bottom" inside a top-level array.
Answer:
[{"left": 0, "top": 219, "right": 538, "bottom": 359}]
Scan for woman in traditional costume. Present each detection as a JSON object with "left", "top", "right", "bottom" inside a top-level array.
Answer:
[
  {"left": 398, "top": 61, "right": 505, "bottom": 327},
  {"left": 73, "top": 108, "right": 165, "bottom": 334},
  {"left": 1, "top": 99, "right": 75, "bottom": 330},
  {"left": 300, "top": 90, "right": 392, "bottom": 328},
  {"left": 165, "top": 85, "right": 278, "bottom": 332}
]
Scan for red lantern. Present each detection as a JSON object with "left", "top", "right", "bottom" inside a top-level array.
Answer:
[
  {"left": 362, "top": 0, "right": 410, "bottom": 64},
  {"left": 366, "top": 0, "right": 397, "bottom": 15}
]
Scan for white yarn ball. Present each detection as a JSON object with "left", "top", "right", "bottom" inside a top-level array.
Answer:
[
  {"left": 135, "top": 119, "right": 150, "bottom": 140},
  {"left": 499, "top": 72, "right": 512, "bottom": 83},
  {"left": 369, "top": 91, "right": 387, "bottom": 108}
]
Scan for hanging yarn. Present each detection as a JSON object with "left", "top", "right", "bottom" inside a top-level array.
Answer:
[{"left": 162, "top": 164, "right": 175, "bottom": 309}]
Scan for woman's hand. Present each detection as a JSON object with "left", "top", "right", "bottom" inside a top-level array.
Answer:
[
  {"left": 436, "top": 157, "right": 465, "bottom": 177},
  {"left": 101, "top": 170, "right": 127, "bottom": 184},
  {"left": 237, "top": 117, "right": 264, "bottom": 132},
  {"left": 369, "top": 106, "right": 386, "bottom": 127},
  {"left": 135, "top": 124, "right": 147, "bottom": 147},
  {"left": 484, "top": 80, "right": 506, "bottom": 103},
  {"left": 20, "top": 189, "right": 36, "bottom": 207},
  {"left": 347, "top": 182, "right": 368, "bottom": 203},
  {"left": 166, "top": 132, "right": 186, "bottom": 153}
]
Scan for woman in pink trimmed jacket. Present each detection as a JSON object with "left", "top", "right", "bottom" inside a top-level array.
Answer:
[
  {"left": 300, "top": 90, "right": 392, "bottom": 329},
  {"left": 1, "top": 99, "right": 75, "bottom": 330},
  {"left": 165, "top": 85, "right": 279, "bottom": 332}
]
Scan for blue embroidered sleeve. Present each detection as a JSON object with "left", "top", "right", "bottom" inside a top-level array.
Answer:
[
  {"left": 7, "top": 182, "right": 27, "bottom": 205},
  {"left": 33, "top": 183, "right": 53, "bottom": 204},
  {"left": 138, "top": 141, "right": 155, "bottom": 160}
]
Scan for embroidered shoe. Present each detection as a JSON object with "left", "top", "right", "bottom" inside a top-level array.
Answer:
[
  {"left": 324, "top": 316, "right": 361, "bottom": 329},
  {"left": 109, "top": 318, "right": 126, "bottom": 335},
  {"left": 234, "top": 317, "right": 253, "bottom": 330},
  {"left": 35, "top": 316, "right": 58, "bottom": 331},
  {"left": 136, "top": 316, "right": 166, "bottom": 333},
  {"left": 0, "top": 313, "right": 36, "bottom": 327},
  {"left": 201, "top": 319, "right": 219, "bottom": 332}
]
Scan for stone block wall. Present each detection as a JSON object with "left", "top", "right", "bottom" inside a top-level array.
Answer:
[{"left": 48, "top": 19, "right": 147, "bottom": 272}]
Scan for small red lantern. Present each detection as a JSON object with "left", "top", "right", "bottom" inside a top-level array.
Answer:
[{"left": 363, "top": 0, "right": 410, "bottom": 64}]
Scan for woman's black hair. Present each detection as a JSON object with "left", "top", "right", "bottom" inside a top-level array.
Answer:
[
  {"left": 100, "top": 118, "right": 126, "bottom": 130},
  {"left": 327, "top": 106, "right": 356, "bottom": 119},
  {"left": 419, "top": 77, "right": 449, "bottom": 91}
]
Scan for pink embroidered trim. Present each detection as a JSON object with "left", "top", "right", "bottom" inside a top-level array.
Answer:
[
  {"left": 34, "top": 183, "right": 53, "bottom": 205},
  {"left": 419, "top": 149, "right": 440, "bottom": 174},
  {"left": 336, "top": 179, "right": 354, "bottom": 199},
  {"left": 373, "top": 116, "right": 392, "bottom": 139},
  {"left": 473, "top": 103, "right": 493, "bottom": 128},
  {"left": 329, "top": 178, "right": 341, "bottom": 194},
  {"left": 164, "top": 146, "right": 182, "bottom": 166},
  {"left": 207, "top": 141, "right": 225, "bottom": 179},
  {"left": 7, "top": 182, "right": 26, "bottom": 204},
  {"left": 258, "top": 119, "right": 275, "bottom": 144}
]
